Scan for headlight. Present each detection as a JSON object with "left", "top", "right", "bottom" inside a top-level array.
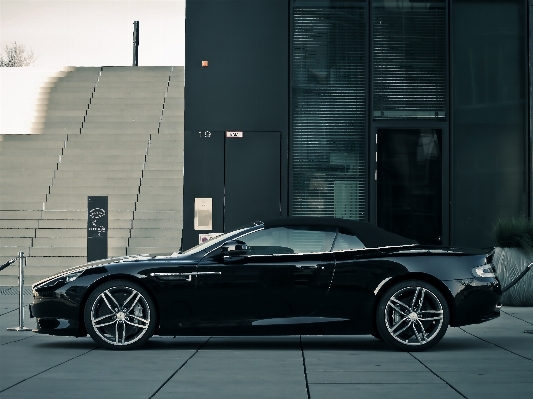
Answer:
[
  {"left": 472, "top": 265, "right": 496, "bottom": 278},
  {"left": 34, "top": 270, "right": 84, "bottom": 289}
]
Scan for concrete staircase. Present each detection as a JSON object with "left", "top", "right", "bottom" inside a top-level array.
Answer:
[{"left": 0, "top": 66, "right": 184, "bottom": 285}]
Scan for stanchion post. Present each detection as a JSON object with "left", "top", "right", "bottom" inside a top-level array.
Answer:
[{"left": 7, "top": 252, "right": 32, "bottom": 332}]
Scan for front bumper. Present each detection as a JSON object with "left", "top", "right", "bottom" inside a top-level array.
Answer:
[
  {"left": 33, "top": 317, "right": 84, "bottom": 337},
  {"left": 29, "top": 290, "right": 86, "bottom": 337}
]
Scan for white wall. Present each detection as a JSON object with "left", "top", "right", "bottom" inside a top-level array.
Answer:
[{"left": 0, "top": 67, "right": 71, "bottom": 135}]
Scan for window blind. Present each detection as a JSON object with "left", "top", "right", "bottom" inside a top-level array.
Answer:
[
  {"left": 292, "top": 0, "right": 367, "bottom": 220},
  {"left": 372, "top": 0, "right": 446, "bottom": 118}
]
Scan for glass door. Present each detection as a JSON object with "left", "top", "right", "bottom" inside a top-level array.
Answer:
[{"left": 376, "top": 128, "right": 443, "bottom": 245}]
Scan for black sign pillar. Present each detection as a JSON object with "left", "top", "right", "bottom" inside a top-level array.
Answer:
[
  {"left": 87, "top": 196, "right": 108, "bottom": 262},
  {"left": 133, "top": 21, "right": 139, "bottom": 66}
]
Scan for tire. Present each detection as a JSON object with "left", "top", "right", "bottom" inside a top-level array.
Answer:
[
  {"left": 84, "top": 280, "right": 156, "bottom": 350},
  {"left": 376, "top": 280, "right": 449, "bottom": 351}
]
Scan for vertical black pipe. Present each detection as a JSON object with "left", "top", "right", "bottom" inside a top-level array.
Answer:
[{"left": 133, "top": 21, "right": 139, "bottom": 66}]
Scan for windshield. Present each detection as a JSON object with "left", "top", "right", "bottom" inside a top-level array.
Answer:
[{"left": 175, "top": 225, "right": 259, "bottom": 256}]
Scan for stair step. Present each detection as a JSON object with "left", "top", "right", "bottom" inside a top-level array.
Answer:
[
  {"left": 127, "top": 247, "right": 177, "bottom": 255},
  {"left": 46, "top": 194, "right": 138, "bottom": 203},
  {"left": 130, "top": 228, "right": 182, "bottom": 238},
  {"left": 0, "top": 220, "right": 39, "bottom": 228},
  {"left": 54, "top": 170, "right": 142, "bottom": 179},
  {"left": 0, "top": 202, "right": 44, "bottom": 211},
  {"left": 43, "top": 202, "right": 136, "bottom": 211},
  {"left": 0, "top": 229, "right": 35, "bottom": 238},
  {"left": 52, "top": 177, "right": 141, "bottom": 187},
  {"left": 49, "top": 185, "right": 139, "bottom": 195},
  {"left": 35, "top": 228, "right": 128, "bottom": 238},
  {"left": 133, "top": 210, "right": 182, "bottom": 220}
]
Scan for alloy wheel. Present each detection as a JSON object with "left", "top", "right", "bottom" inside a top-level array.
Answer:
[
  {"left": 84, "top": 280, "right": 156, "bottom": 349},
  {"left": 377, "top": 280, "right": 449, "bottom": 351}
]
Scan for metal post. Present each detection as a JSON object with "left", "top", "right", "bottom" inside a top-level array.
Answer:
[
  {"left": 133, "top": 21, "right": 139, "bottom": 66},
  {"left": 7, "top": 252, "right": 32, "bottom": 332}
]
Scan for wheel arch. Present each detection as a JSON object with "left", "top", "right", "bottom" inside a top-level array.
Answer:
[
  {"left": 372, "top": 272, "right": 456, "bottom": 329},
  {"left": 78, "top": 274, "right": 161, "bottom": 336}
]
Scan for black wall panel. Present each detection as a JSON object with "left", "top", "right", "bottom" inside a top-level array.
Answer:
[
  {"left": 183, "top": 130, "right": 225, "bottom": 250},
  {"left": 185, "top": 0, "right": 289, "bottom": 132},
  {"left": 451, "top": 0, "right": 528, "bottom": 248},
  {"left": 184, "top": 0, "right": 289, "bottom": 249}
]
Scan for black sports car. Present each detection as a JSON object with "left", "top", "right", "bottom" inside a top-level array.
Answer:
[{"left": 30, "top": 217, "right": 502, "bottom": 351}]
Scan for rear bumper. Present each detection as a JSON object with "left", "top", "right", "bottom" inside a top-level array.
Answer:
[{"left": 444, "top": 278, "right": 502, "bottom": 327}]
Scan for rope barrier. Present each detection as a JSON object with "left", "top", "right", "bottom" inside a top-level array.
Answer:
[
  {"left": 501, "top": 262, "right": 533, "bottom": 293},
  {"left": 0, "top": 256, "right": 20, "bottom": 272}
]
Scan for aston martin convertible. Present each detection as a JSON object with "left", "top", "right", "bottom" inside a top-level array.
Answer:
[{"left": 30, "top": 217, "right": 502, "bottom": 351}]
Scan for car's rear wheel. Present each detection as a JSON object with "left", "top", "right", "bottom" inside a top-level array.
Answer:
[
  {"left": 376, "top": 280, "right": 449, "bottom": 351},
  {"left": 84, "top": 280, "right": 156, "bottom": 350}
]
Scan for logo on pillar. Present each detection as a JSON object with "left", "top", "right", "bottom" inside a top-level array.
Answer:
[{"left": 88, "top": 208, "right": 107, "bottom": 237}]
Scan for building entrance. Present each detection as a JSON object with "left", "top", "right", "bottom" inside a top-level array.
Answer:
[
  {"left": 376, "top": 128, "right": 443, "bottom": 245},
  {"left": 182, "top": 131, "right": 281, "bottom": 250}
]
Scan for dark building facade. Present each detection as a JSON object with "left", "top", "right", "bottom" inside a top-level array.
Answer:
[{"left": 183, "top": 0, "right": 531, "bottom": 250}]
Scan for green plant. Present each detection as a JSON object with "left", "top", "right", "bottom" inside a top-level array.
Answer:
[{"left": 493, "top": 217, "right": 533, "bottom": 252}]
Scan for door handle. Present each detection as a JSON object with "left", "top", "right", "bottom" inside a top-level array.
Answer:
[{"left": 296, "top": 265, "right": 318, "bottom": 270}]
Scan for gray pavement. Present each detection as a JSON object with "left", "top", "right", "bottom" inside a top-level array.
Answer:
[{"left": 0, "top": 289, "right": 532, "bottom": 399}]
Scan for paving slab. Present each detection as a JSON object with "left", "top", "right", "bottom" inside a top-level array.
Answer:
[
  {"left": 308, "top": 382, "right": 459, "bottom": 399},
  {"left": 0, "top": 290, "right": 531, "bottom": 399},
  {"left": 152, "top": 337, "right": 307, "bottom": 399}
]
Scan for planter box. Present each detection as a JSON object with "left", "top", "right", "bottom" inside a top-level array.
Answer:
[{"left": 493, "top": 247, "right": 533, "bottom": 306}]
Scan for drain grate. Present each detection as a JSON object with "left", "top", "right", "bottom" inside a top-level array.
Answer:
[{"left": 0, "top": 287, "right": 33, "bottom": 296}]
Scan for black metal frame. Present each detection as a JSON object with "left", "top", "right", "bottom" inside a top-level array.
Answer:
[
  {"left": 368, "top": 1, "right": 450, "bottom": 244},
  {"left": 524, "top": 0, "right": 532, "bottom": 222}
]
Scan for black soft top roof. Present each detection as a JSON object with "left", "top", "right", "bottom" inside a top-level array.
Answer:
[{"left": 263, "top": 217, "right": 418, "bottom": 248}]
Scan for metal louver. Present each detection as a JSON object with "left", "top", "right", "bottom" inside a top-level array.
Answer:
[{"left": 291, "top": 0, "right": 367, "bottom": 220}]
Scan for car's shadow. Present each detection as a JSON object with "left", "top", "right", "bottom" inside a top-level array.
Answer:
[
  {"left": 33, "top": 339, "right": 99, "bottom": 350},
  {"left": 31, "top": 334, "right": 480, "bottom": 352}
]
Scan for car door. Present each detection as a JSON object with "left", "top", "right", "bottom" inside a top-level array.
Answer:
[
  {"left": 320, "top": 232, "right": 407, "bottom": 332},
  {"left": 195, "top": 226, "right": 336, "bottom": 332}
]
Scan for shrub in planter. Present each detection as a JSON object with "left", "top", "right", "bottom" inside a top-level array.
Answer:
[{"left": 492, "top": 217, "right": 533, "bottom": 306}]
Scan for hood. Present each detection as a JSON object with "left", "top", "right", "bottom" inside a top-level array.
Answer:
[{"left": 32, "top": 253, "right": 175, "bottom": 288}]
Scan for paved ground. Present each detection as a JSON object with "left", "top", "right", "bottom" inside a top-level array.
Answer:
[{"left": 1, "top": 288, "right": 532, "bottom": 399}]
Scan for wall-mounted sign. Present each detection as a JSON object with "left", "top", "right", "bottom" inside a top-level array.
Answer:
[
  {"left": 199, "top": 233, "right": 223, "bottom": 244},
  {"left": 194, "top": 197, "right": 212, "bottom": 230},
  {"left": 226, "top": 131, "right": 243, "bottom": 138}
]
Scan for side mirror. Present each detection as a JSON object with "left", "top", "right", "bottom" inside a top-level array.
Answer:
[{"left": 221, "top": 240, "right": 248, "bottom": 257}]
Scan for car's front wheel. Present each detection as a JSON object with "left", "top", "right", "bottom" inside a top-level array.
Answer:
[
  {"left": 84, "top": 280, "right": 156, "bottom": 350},
  {"left": 376, "top": 280, "right": 449, "bottom": 351}
]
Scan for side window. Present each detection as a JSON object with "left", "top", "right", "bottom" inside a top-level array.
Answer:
[
  {"left": 332, "top": 233, "right": 365, "bottom": 251},
  {"left": 240, "top": 226, "right": 336, "bottom": 255}
]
